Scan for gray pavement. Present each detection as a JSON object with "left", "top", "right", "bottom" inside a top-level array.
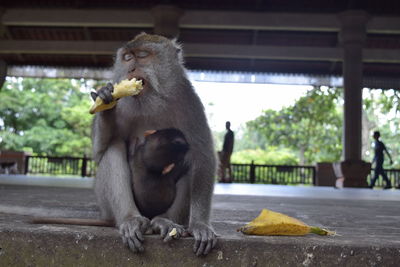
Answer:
[{"left": 0, "top": 175, "right": 400, "bottom": 266}]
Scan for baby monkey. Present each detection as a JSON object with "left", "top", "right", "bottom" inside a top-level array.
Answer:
[
  {"left": 32, "top": 128, "right": 190, "bottom": 238},
  {"left": 130, "top": 128, "right": 190, "bottom": 220}
]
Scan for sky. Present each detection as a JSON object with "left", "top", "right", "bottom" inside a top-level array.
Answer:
[{"left": 191, "top": 81, "right": 312, "bottom": 132}]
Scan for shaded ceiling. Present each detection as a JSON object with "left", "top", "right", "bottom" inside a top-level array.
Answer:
[{"left": 1, "top": 0, "right": 400, "bottom": 86}]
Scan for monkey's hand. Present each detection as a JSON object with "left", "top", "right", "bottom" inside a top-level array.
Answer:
[
  {"left": 89, "top": 79, "right": 143, "bottom": 114},
  {"left": 91, "top": 82, "right": 114, "bottom": 103},
  {"left": 150, "top": 217, "right": 187, "bottom": 242},
  {"left": 119, "top": 215, "right": 150, "bottom": 253},
  {"left": 90, "top": 82, "right": 116, "bottom": 113},
  {"left": 188, "top": 222, "right": 218, "bottom": 256}
]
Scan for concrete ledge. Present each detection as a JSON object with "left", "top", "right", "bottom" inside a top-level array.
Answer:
[
  {"left": 1, "top": 216, "right": 398, "bottom": 267},
  {"left": 1, "top": 213, "right": 399, "bottom": 266},
  {"left": 1, "top": 184, "right": 400, "bottom": 266}
]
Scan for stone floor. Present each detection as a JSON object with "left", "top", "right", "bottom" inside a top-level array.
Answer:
[{"left": 0, "top": 175, "right": 400, "bottom": 266}]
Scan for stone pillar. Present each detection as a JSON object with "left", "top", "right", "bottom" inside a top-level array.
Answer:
[
  {"left": 151, "top": 5, "right": 184, "bottom": 38},
  {"left": 315, "top": 162, "right": 336, "bottom": 187},
  {"left": 0, "top": 150, "right": 30, "bottom": 174},
  {"left": 338, "top": 10, "right": 370, "bottom": 187}
]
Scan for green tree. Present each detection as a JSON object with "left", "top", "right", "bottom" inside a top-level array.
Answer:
[
  {"left": 233, "top": 124, "right": 268, "bottom": 151},
  {"left": 0, "top": 77, "right": 93, "bottom": 156},
  {"left": 231, "top": 146, "right": 299, "bottom": 165},
  {"left": 247, "top": 86, "right": 343, "bottom": 164}
]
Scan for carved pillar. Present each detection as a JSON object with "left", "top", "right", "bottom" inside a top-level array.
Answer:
[
  {"left": 338, "top": 10, "right": 370, "bottom": 187},
  {"left": 151, "top": 5, "right": 184, "bottom": 38}
]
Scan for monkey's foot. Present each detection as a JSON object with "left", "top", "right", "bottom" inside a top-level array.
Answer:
[
  {"left": 188, "top": 222, "right": 218, "bottom": 256},
  {"left": 119, "top": 215, "right": 150, "bottom": 253},
  {"left": 150, "top": 217, "right": 187, "bottom": 242}
]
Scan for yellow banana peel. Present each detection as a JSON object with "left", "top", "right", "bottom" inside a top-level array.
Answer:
[
  {"left": 89, "top": 78, "right": 143, "bottom": 114},
  {"left": 238, "top": 209, "right": 335, "bottom": 236}
]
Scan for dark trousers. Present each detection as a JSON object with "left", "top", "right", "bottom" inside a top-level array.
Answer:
[{"left": 370, "top": 164, "right": 392, "bottom": 188}]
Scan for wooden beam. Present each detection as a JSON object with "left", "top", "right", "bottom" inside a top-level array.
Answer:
[
  {"left": 2, "top": 8, "right": 153, "bottom": 28},
  {"left": 3, "top": 8, "right": 400, "bottom": 34},
  {"left": 1, "top": 40, "right": 400, "bottom": 63},
  {"left": 181, "top": 11, "right": 339, "bottom": 32},
  {"left": 184, "top": 44, "right": 341, "bottom": 61},
  {"left": 0, "top": 40, "right": 122, "bottom": 55}
]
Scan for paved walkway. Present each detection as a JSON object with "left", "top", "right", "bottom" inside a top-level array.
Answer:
[
  {"left": 2, "top": 174, "right": 400, "bottom": 201},
  {"left": 0, "top": 175, "right": 400, "bottom": 266}
]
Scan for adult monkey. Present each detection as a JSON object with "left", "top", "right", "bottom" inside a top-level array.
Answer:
[{"left": 92, "top": 33, "right": 217, "bottom": 256}]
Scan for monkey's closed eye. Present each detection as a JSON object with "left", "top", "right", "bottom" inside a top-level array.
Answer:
[
  {"left": 136, "top": 50, "right": 150, "bottom": 58},
  {"left": 172, "top": 138, "right": 186, "bottom": 146},
  {"left": 123, "top": 53, "right": 134, "bottom": 61}
]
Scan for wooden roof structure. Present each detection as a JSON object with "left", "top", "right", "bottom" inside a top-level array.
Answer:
[{"left": 1, "top": 0, "right": 400, "bottom": 87}]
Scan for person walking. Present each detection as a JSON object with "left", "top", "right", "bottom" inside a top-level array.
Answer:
[{"left": 369, "top": 131, "right": 393, "bottom": 189}]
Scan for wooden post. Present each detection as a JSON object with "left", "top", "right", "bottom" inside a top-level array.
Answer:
[
  {"left": 81, "top": 156, "right": 87, "bottom": 177},
  {"left": 250, "top": 161, "right": 256, "bottom": 184},
  {"left": 24, "top": 156, "right": 30, "bottom": 174}
]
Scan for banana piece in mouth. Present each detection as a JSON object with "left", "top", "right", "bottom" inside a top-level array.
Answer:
[{"left": 89, "top": 78, "right": 143, "bottom": 114}]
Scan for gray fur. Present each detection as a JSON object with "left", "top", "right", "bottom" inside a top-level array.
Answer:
[{"left": 92, "top": 33, "right": 217, "bottom": 255}]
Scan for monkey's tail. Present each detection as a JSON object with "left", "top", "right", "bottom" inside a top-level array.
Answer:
[{"left": 31, "top": 217, "right": 115, "bottom": 227}]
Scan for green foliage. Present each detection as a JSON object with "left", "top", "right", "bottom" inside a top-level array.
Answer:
[
  {"left": 212, "top": 130, "right": 225, "bottom": 153},
  {"left": 247, "top": 86, "right": 343, "bottom": 164},
  {"left": 0, "top": 77, "right": 93, "bottom": 156},
  {"left": 231, "top": 147, "right": 299, "bottom": 165},
  {"left": 233, "top": 125, "right": 268, "bottom": 151}
]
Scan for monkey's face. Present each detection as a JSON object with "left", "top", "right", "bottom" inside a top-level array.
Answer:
[
  {"left": 141, "top": 128, "right": 189, "bottom": 174},
  {"left": 112, "top": 33, "right": 184, "bottom": 105}
]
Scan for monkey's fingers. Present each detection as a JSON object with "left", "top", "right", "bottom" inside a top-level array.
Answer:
[
  {"left": 89, "top": 79, "right": 143, "bottom": 114},
  {"left": 90, "top": 90, "right": 98, "bottom": 101},
  {"left": 193, "top": 230, "right": 207, "bottom": 256},
  {"left": 127, "top": 238, "right": 140, "bottom": 253},
  {"left": 190, "top": 224, "right": 217, "bottom": 256},
  {"left": 204, "top": 232, "right": 218, "bottom": 255},
  {"left": 158, "top": 225, "right": 172, "bottom": 240},
  {"left": 119, "top": 216, "right": 149, "bottom": 253},
  {"left": 150, "top": 217, "right": 185, "bottom": 242},
  {"left": 128, "top": 227, "right": 145, "bottom": 252},
  {"left": 121, "top": 234, "right": 139, "bottom": 253},
  {"left": 97, "top": 83, "right": 114, "bottom": 104},
  {"left": 163, "top": 227, "right": 185, "bottom": 242},
  {"left": 120, "top": 226, "right": 144, "bottom": 252},
  {"left": 120, "top": 228, "right": 139, "bottom": 252},
  {"left": 159, "top": 226, "right": 168, "bottom": 239}
]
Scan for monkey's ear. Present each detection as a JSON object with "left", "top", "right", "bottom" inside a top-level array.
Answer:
[
  {"left": 171, "top": 38, "right": 182, "bottom": 53},
  {"left": 144, "top": 130, "right": 157, "bottom": 137},
  {"left": 172, "top": 39, "right": 184, "bottom": 64},
  {"left": 115, "top": 46, "right": 131, "bottom": 63}
]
